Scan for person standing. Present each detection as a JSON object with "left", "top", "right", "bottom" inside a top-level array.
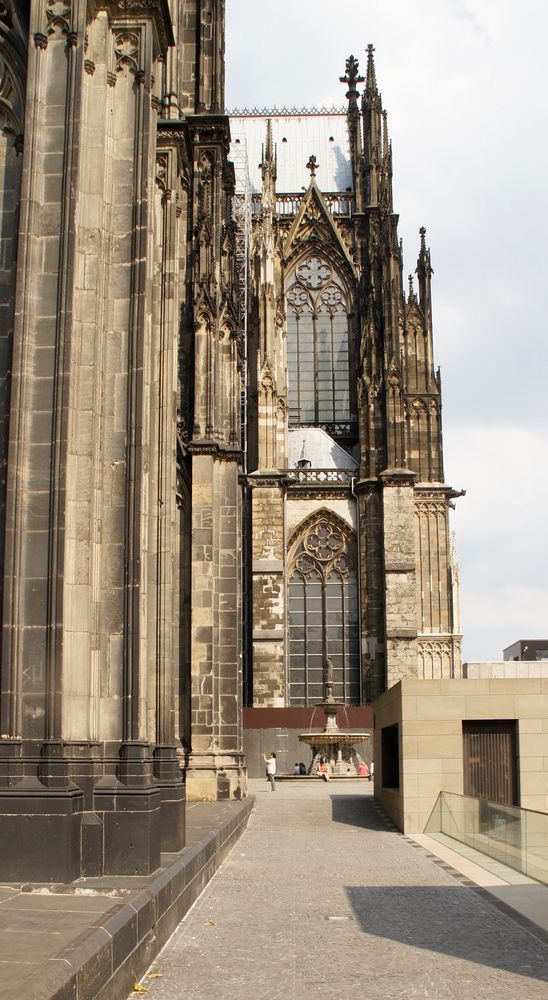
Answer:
[{"left": 263, "top": 752, "right": 277, "bottom": 791}]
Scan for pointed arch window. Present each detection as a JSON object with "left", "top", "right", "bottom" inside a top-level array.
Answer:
[
  {"left": 286, "top": 255, "right": 350, "bottom": 427},
  {"left": 288, "top": 517, "right": 360, "bottom": 706}
]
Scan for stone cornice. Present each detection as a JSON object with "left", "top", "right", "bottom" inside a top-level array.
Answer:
[
  {"left": 414, "top": 483, "right": 466, "bottom": 505},
  {"left": 245, "top": 471, "right": 288, "bottom": 489},
  {"left": 157, "top": 122, "right": 193, "bottom": 175},
  {"left": 186, "top": 114, "right": 231, "bottom": 154},
  {"left": 188, "top": 439, "right": 242, "bottom": 462},
  {"left": 379, "top": 467, "right": 417, "bottom": 487},
  {"left": 91, "top": 0, "right": 175, "bottom": 53}
]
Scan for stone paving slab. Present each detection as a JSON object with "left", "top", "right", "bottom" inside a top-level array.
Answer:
[
  {"left": 0, "top": 797, "right": 253, "bottom": 1000},
  {"left": 136, "top": 780, "right": 548, "bottom": 1000}
]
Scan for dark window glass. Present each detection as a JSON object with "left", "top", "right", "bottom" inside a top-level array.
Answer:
[
  {"left": 288, "top": 520, "right": 360, "bottom": 706},
  {"left": 286, "top": 256, "right": 350, "bottom": 426}
]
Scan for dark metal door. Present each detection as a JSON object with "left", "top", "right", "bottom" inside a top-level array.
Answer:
[{"left": 463, "top": 720, "right": 518, "bottom": 806}]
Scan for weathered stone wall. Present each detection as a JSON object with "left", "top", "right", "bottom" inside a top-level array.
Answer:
[
  {"left": 0, "top": 0, "right": 186, "bottom": 878},
  {"left": 414, "top": 491, "right": 462, "bottom": 679},
  {"left": 250, "top": 482, "right": 285, "bottom": 706},
  {"left": 0, "top": 10, "right": 24, "bottom": 657},
  {"left": 381, "top": 472, "right": 418, "bottom": 687},
  {"left": 358, "top": 483, "right": 385, "bottom": 703}
]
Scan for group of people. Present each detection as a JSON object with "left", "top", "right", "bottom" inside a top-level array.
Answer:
[{"left": 262, "top": 752, "right": 374, "bottom": 788}]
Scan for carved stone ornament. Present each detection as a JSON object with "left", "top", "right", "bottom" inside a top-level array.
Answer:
[
  {"left": 156, "top": 153, "right": 168, "bottom": 192},
  {"left": 414, "top": 500, "right": 447, "bottom": 518},
  {"left": 304, "top": 521, "right": 344, "bottom": 562},
  {"left": 289, "top": 513, "right": 355, "bottom": 583},
  {"left": 110, "top": 0, "right": 174, "bottom": 55},
  {"left": 46, "top": 0, "right": 72, "bottom": 37},
  {"left": 0, "top": 55, "right": 22, "bottom": 136},
  {"left": 296, "top": 255, "right": 331, "bottom": 289},
  {"left": 113, "top": 28, "right": 141, "bottom": 75}
]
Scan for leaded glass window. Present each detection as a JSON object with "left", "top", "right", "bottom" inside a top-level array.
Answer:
[
  {"left": 286, "top": 255, "right": 350, "bottom": 426},
  {"left": 288, "top": 517, "right": 360, "bottom": 706}
]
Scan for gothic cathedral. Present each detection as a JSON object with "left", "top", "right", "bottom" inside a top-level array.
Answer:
[{"left": 0, "top": 1, "right": 461, "bottom": 881}]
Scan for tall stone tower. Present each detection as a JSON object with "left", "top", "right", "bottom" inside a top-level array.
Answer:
[{"left": 232, "top": 45, "right": 462, "bottom": 755}]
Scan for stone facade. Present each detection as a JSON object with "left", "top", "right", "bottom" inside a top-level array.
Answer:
[
  {"left": 0, "top": 6, "right": 462, "bottom": 880},
  {"left": 239, "top": 46, "right": 463, "bottom": 718},
  {"left": 0, "top": 0, "right": 244, "bottom": 880}
]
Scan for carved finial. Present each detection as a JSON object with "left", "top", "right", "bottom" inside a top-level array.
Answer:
[
  {"left": 417, "top": 226, "right": 433, "bottom": 280},
  {"left": 306, "top": 154, "right": 319, "bottom": 178},
  {"left": 382, "top": 109, "right": 389, "bottom": 153},
  {"left": 408, "top": 273, "right": 416, "bottom": 301},
  {"left": 365, "top": 43, "right": 378, "bottom": 94},
  {"left": 340, "top": 54, "right": 365, "bottom": 105},
  {"left": 265, "top": 118, "right": 274, "bottom": 161}
]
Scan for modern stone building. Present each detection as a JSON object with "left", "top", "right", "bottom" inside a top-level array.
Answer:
[{"left": 0, "top": 1, "right": 461, "bottom": 880}]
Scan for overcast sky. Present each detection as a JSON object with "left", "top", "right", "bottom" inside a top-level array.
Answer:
[{"left": 226, "top": 1, "right": 548, "bottom": 662}]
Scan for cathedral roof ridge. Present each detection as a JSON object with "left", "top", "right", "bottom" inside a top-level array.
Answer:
[{"left": 228, "top": 105, "right": 346, "bottom": 118}]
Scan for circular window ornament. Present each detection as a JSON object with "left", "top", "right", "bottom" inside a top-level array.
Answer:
[
  {"left": 296, "top": 256, "right": 332, "bottom": 290},
  {"left": 304, "top": 522, "right": 344, "bottom": 561}
]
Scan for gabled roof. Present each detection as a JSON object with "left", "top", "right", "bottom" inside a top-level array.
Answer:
[{"left": 284, "top": 179, "right": 356, "bottom": 275}]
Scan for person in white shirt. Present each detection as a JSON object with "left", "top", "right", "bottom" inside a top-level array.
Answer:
[{"left": 263, "top": 752, "right": 277, "bottom": 791}]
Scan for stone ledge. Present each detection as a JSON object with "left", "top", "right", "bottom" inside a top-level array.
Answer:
[{"left": 14, "top": 796, "right": 254, "bottom": 1000}]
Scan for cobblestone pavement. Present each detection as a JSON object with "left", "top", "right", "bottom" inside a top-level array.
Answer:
[{"left": 135, "top": 781, "right": 548, "bottom": 1000}]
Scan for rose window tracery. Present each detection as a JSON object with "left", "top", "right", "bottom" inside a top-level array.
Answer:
[
  {"left": 286, "top": 285, "right": 311, "bottom": 313},
  {"left": 304, "top": 522, "right": 344, "bottom": 561},
  {"left": 296, "top": 256, "right": 331, "bottom": 289}
]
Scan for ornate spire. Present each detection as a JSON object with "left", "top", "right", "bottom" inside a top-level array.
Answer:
[
  {"left": 261, "top": 119, "right": 277, "bottom": 214},
  {"left": 340, "top": 54, "right": 365, "bottom": 108},
  {"left": 362, "top": 44, "right": 383, "bottom": 206},
  {"left": 416, "top": 226, "right": 433, "bottom": 321},
  {"left": 417, "top": 226, "right": 433, "bottom": 279},
  {"left": 408, "top": 273, "right": 417, "bottom": 303},
  {"left": 261, "top": 118, "right": 277, "bottom": 184},
  {"left": 365, "top": 43, "right": 378, "bottom": 99},
  {"left": 342, "top": 54, "right": 365, "bottom": 210},
  {"left": 379, "top": 109, "right": 393, "bottom": 210}
]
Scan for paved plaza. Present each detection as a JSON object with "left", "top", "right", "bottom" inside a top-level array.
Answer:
[{"left": 135, "top": 780, "right": 548, "bottom": 1000}]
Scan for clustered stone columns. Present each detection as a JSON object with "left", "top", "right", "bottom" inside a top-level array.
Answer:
[
  {"left": 183, "top": 112, "right": 246, "bottom": 802},
  {"left": 0, "top": 0, "right": 186, "bottom": 882}
]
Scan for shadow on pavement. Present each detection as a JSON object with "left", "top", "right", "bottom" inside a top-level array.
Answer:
[
  {"left": 330, "top": 793, "right": 387, "bottom": 830},
  {"left": 345, "top": 883, "right": 548, "bottom": 984}
]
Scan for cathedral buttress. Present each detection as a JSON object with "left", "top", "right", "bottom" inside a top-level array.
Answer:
[
  {"left": 346, "top": 46, "right": 462, "bottom": 695},
  {"left": 183, "top": 0, "right": 245, "bottom": 800}
]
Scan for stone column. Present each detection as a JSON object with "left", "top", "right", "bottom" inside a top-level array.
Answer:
[
  {"left": 355, "top": 479, "right": 386, "bottom": 703},
  {"left": 380, "top": 469, "right": 418, "bottom": 687},
  {"left": 249, "top": 477, "right": 286, "bottom": 706},
  {"left": 0, "top": 0, "right": 178, "bottom": 881},
  {"left": 186, "top": 450, "right": 245, "bottom": 800}
]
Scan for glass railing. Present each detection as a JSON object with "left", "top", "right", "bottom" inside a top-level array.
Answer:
[{"left": 425, "top": 792, "right": 548, "bottom": 885}]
